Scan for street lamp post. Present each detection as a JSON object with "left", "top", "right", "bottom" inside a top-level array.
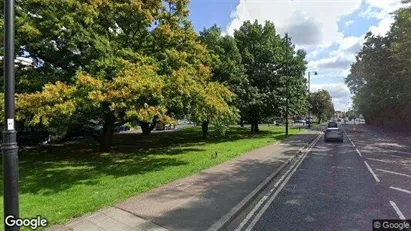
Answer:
[
  {"left": 3, "top": 0, "right": 20, "bottom": 230},
  {"left": 284, "top": 33, "right": 289, "bottom": 137},
  {"left": 307, "top": 71, "right": 317, "bottom": 129}
]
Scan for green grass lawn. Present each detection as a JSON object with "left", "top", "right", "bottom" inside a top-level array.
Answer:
[{"left": 0, "top": 125, "right": 303, "bottom": 229}]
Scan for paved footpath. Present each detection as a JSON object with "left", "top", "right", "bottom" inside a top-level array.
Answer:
[{"left": 50, "top": 129, "right": 319, "bottom": 231}]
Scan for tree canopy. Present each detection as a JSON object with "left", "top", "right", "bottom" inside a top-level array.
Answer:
[
  {"left": 345, "top": 1, "right": 411, "bottom": 130},
  {"left": 309, "top": 90, "right": 334, "bottom": 123},
  {"left": 8, "top": 0, "right": 237, "bottom": 151},
  {"left": 1, "top": 1, "right": 313, "bottom": 150},
  {"left": 201, "top": 21, "right": 308, "bottom": 133}
]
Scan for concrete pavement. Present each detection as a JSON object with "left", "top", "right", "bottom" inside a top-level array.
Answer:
[{"left": 49, "top": 129, "right": 319, "bottom": 231}]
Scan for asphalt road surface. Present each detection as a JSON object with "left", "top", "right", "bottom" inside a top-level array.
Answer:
[{"left": 227, "top": 124, "right": 411, "bottom": 231}]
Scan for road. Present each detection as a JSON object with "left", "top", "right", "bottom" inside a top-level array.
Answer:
[{"left": 227, "top": 124, "right": 411, "bottom": 230}]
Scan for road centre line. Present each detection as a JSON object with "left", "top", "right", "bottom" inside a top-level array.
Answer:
[
  {"left": 389, "top": 186, "right": 411, "bottom": 194},
  {"left": 346, "top": 130, "right": 381, "bottom": 183},
  {"left": 376, "top": 169, "right": 411, "bottom": 178},
  {"left": 364, "top": 161, "right": 380, "bottom": 183},
  {"left": 390, "top": 201, "right": 406, "bottom": 220},
  {"left": 355, "top": 148, "right": 363, "bottom": 157},
  {"left": 343, "top": 130, "right": 355, "bottom": 146},
  {"left": 243, "top": 134, "right": 322, "bottom": 231},
  {"left": 345, "top": 130, "right": 361, "bottom": 156},
  {"left": 235, "top": 134, "right": 322, "bottom": 231}
]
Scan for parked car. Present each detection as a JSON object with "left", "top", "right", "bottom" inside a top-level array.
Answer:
[{"left": 324, "top": 121, "right": 343, "bottom": 142}]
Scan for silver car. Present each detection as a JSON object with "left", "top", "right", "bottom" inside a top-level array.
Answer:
[{"left": 324, "top": 121, "right": 343, "bottom": 142}]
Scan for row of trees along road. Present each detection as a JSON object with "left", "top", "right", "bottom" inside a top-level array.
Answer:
[
  {"left": 0, "top": 0, "right": 309, "bottom": 151},
  {"left": 200, "top": 22, "right": 309, "bottom": 133},
  {"left": 345, "top": 0, "right": 411, "bottom": 130}
]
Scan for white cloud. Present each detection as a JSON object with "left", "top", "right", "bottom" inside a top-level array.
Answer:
[
  {"left": 307, "top": 0, "right": 406, "bottom": 76},
  {"left": 308, "top": 35, "right": 364, "bottom": 71},
  {"left": 369, "top": 17, "right": 395, "bottom": 36},
  {"left": 345, "top": 20, "right": 355, "bottom": 27},
  {"left": 224, "top": 0, "right": 406, "bottom": 112},
  {"left": 308, "top": 0, "right": 405, "bottom": 73},
  {"left": 338, "top": 36, "right": 364, "bottom": 53},
  {"left": 309, "top": 55, "right": 354, "bottom": 70},
  {"left": 361, "top": 0, "right": 407, "bottom": 36},
  {"left": 365, "top": 0, "right": 404, "bottom": 13},
  {"left": 306, "top": 49, "right": 320, "bottom": 61},
  {"left": 226, "top": 0, "right": 362, "bottom": 49},
  {"left": 311, "top": 83, "right": 352, "bottom": 111},
  {"left": 359, "top": 6, "right": 385, "bottom": 19}
]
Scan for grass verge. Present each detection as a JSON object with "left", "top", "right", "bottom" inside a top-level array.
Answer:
[{"left": 0, "top": 125, "right": 303, "bottom": 229}]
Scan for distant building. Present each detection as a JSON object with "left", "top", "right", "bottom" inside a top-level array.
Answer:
[{"left": 335, "top": 111, "right": 344, "bottom": 118}]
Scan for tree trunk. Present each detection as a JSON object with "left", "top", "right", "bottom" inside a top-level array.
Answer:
[
  {"left": 140, "top": 116, "right": 158, "bottom": 135},
  {"left": 240, "top": 118, "right": 244, "bottom": 127},
  {"left": 251, "top": 118, "right": 259, "bottom": 134},
  {"left": 202, "top": 120, "right": 209, "bottom": 139},
  {"left": 254, "top": 120, "right": 259, "bottom": 133},
  {"left": 99, "top": 112, "right": 115, "bottom": 152},
  {"left": 140, "top": 122, "right": 151, "bottom": 135}
]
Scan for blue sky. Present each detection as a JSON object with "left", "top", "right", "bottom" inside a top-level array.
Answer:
[
  {"left": 189, "top": 0, "right": 237, "bottom": 32},
  {"left": 188, "top": 0, "right": 405, "bottom": 111}
]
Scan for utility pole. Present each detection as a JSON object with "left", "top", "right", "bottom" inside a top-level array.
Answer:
[
  {"left": 306, "top": 71, "right": 317, "bottom": 129},
  {"left": 308, "top": 71, "right": 311, "bottom": 129},
  {"left": 3, "top": 0, "right": 20, "bottom": 230},
  {"left": 285, "top": 33, "right": 289, "bottom": 137}
]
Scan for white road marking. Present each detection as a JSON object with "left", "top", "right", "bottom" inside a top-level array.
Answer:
[
  {"left": 390, "top": 201, "right": 406, "bottom": 220},
  {"left": 235, "top": 134, "right": 322, "bottom": 231},
  {"left": 244, "top": 135, "right": 321, "bottom": 231},
  {"left": 355, "top": 148, "right": 362, "bottom": 157},
  {"left": 344, "top": 131, "right": 355, "bottom": 146},
  {"left": 345, "top": 130, "right": 360, "bottom": 155},
  {"left": 364, "top": 161, "right": 380, "bottom": 182},
  {"left": 366, "top": 158, "right": 392, "bottom": 164},
  {"left": 234, "top": 194, "right": 269, "bottom": 231},
  {"left": 376, "top": 169, "right": 411, "bottom": 178},
  {"left": 389, "top": 186, "right": 411, "bottom": 194},
  {"left": 348, "top": 134, "right": 381, "bottom": 183}
]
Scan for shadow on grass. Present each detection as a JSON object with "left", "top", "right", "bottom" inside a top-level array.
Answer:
[
  {"left": 16, "top": 156, "right": 188, "bottom": 196},
  {"left": 0, "top": 126, "right": 297, "bottom": 196}
]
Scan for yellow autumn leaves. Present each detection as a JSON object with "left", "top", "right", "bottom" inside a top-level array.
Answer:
[{"left": 13, "top": 57, "right": 236, "bottom": 129}]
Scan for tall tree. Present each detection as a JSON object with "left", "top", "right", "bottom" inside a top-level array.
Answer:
[
  {"left": 13, "top": 0, "right": 236, "bottom": 150},
  {"left": 199, "top": 25, "right": 248, "bottom": 129},
  {"left": 346, "top": 1, "right": 411, "bottom": 130},
  {"left": 309, "top": 90, "right": 334, "bottom": 124},
  {"left": 233, "top": 20, "right": 308, "bottom": 133}
]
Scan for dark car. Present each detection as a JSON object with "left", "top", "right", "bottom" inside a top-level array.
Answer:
[{"left": 324, "top": 121, "right": 343, "bottom": 142}]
